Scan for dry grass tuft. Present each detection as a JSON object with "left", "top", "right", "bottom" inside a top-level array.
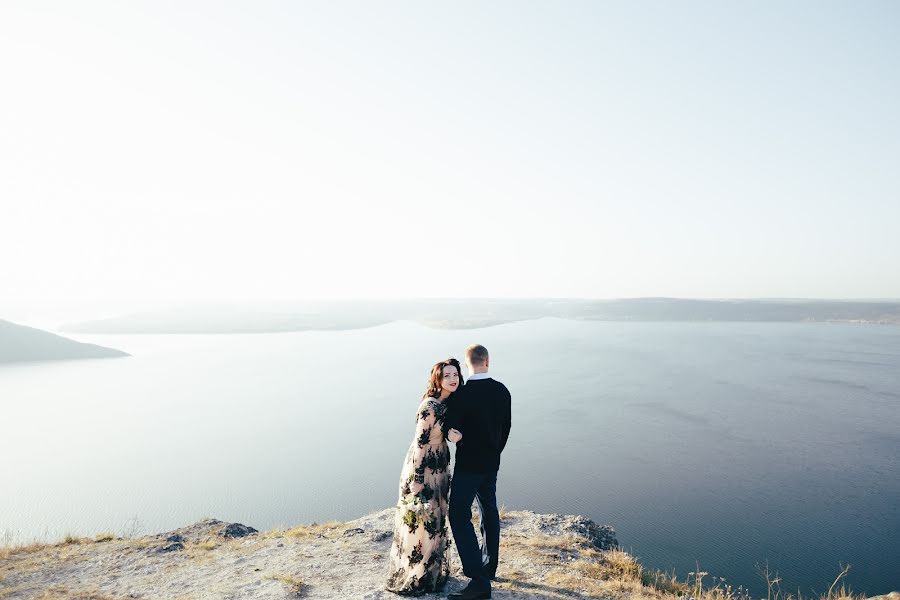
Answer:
[
  {"left": 500, "top": 568, "right": 528, "bottom": 581},
  {"left": 282, "top": 521, "right": 344, "bottom": 539},
  {"left": 93, "top": 533, "right": 115, "bottom": 543},
  {"left": 505, "top": 532, "right": 588, "bottom": 552},
  {"left": 543, "top": 549, "right": 662, "bottom": 600},
  {"left": 602, "top": 559, "right": 870, "bottom": 600},
  {"left": 604, "top": 549, "right": 643, "bottom": 578},
  {"left": 179, "top": 537, "right": 223, "bottom": 562},
  {"left": 268, "top": 573, "right": 303, "bottom": 595},
  {"left": 641, "top": 568, "right": 688, "bottom": 595},
  {"left": 260, "top": 529, "right": 283, "bottom": 540},
  {"left": 195, "top": 539, "right": 218, "bottom": 551},
  {"left": 31, "top": 585, "right": 128, "bottom": 599},
  {"left": 751, "top": 562, "right": 865, "bottom": 600},
  {"left": 0, "top": 541, "right": 56, "bottom": 560},
  {"left": 62, "top": 534, "right": 85, "bottom": 545},
  {"left": 543, "top": 568, "right": 611, "bottom": 597}
]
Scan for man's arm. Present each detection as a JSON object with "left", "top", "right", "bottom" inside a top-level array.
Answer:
[
  {"left": 441, "top": 400, "right": 456, "bottom": 436},
  {"left": 443, "top": 390, "right": 466, "bottom": 437},
  {"left": 499, "top": 390, "right": 511, "bottom": 453}
]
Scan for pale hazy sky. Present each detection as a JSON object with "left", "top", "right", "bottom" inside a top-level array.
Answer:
[{"left": 2, "top": 1, "right": 899, "bottom": 305}]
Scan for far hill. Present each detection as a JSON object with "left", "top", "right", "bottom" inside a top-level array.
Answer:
[
  {"left": 59, "top": 298, "right": 900, "bottom": 334},
  {"left": 0, "top": 319, "right": 129, "bottom": 364}
]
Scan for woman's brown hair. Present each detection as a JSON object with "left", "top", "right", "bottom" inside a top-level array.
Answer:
[{"left": 422, "top": 358, "right": 463, "bottom": 400}]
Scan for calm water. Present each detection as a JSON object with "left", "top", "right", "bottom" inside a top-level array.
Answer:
[{"left": 2, "top": 320, "right": 898, "bottom": 596}]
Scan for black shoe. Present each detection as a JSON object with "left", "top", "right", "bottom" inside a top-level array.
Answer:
[{"left": 448, "top": 586, "right": 491, "bottom": 600}]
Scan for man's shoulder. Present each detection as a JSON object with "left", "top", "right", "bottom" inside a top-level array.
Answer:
[
  {"left": 485, "top": 377, "right": 507, "bottom": 388},
  {"left": 471, "top": 377, "right": 510, "bottom": 398}
]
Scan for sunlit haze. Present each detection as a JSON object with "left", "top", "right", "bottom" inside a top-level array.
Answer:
[{"left": 2, "top": 1, "right": 899, "bottom": 307}]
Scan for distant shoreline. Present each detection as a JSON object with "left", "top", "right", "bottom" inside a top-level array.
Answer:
[
  {"left": 58, "top": 318, "right": 900, "bottom": 335},
  {"left": 0, "top": 319, "right": 129, "bottom": 364},
  {"left": 58, "top": 298, "right": 900, "bottom": 335}
]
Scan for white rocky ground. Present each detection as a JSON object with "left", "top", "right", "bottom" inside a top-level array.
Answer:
[
  {"left": 0, "top": 509, "right": 622, "bottom": 600},
  {"left": 3, "top": 511, "right": 895, "bottom": 600}
]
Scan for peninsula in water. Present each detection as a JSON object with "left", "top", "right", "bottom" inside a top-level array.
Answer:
[
  {"left": 0, "top": 319, "right": 129, "bottom": 363},
  {"left": 60, "top": 298, "right": 900, "bottom": 334}
]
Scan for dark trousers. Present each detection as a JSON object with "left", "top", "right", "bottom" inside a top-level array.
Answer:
[{"left": 449, "top": 469, "right": 500, "bottom": 590}]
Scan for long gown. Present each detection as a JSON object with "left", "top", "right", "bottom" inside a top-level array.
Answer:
[{"left": 385, "top": 397, "right": 451, "bottom": 595}]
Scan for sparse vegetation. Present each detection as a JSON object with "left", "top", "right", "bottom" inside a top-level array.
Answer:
[
  {"left": 120, "top": 516, "right": 143, "bottom": 539},
  {"left": 195, "top": 539, "right": 217, "bottom": 551},
  {"left": 752, "top": 562, "right": 860, "bottom": 600},
  {"left": 268, "top": 573, "right": 303, "bottom": 596},
  {"left": 280, "top": 521, "right": 343, "bottom": 539},
  {"left": 500, "top": 530, "right": 865, "bottom": 600},
  {"left": 641, "top": 567, "right": 688, "bottom": 595},
  {"left": 504, "top": 531, "right": 590, "bottom": 553},
  {"left": 1, "top": 539, "right": 70, "bottom": 560},
  {"left": 0, "top": 511, "right": 874, "bottom": 600},
  {"left": 33, "top": 586, "right": 127, "bottom": 599}
]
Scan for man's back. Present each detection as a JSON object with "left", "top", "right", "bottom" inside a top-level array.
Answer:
[{"left": 451, "top": 377, "right": 512, "bottom": 473}]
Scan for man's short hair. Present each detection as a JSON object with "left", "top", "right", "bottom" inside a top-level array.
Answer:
[{"left": 465, "top": 344, "right": 489, "bottom": 366}]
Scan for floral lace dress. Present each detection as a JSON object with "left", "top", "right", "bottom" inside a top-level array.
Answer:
[{"left": 385, "top": 398, "right": 452, "bottom": 595}]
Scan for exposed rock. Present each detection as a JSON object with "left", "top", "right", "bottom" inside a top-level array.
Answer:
[
  {"left": 370, "top": 531, "right": 392, "bottom": 542},
  {"left": 222, "top": 523, "right": 258, "bottom": 538},
  {"left": 561, "top": 515, "right": 618, "bottom": 550},
  {"left": 156, "top": 541, "right": 184, "bottom": 553},
  {"left": 524, "top": 511, "right": 618, "bottom": 550},
  {"left": 342, "top": 527, "right": 366, "bottom": 537},
  {"left": 152, "top": 532, "right": 186, "bottom": 553},
  {"left": 152, "top": 518, "right": 260, "bottom": 544}
]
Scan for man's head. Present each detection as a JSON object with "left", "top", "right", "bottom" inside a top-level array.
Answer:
[{"left": 465, "top": 344, "right": 489, "bottom": 374}]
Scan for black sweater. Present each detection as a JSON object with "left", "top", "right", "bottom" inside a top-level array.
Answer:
[{"left": 445, "top": 377, "right": 512, "bottom": 473}]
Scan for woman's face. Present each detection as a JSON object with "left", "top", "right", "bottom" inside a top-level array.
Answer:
[{"left": 440, "top": 365, "right": 460, "bottom": 395}]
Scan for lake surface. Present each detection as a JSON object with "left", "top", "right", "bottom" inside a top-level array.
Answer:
[{"left": 2, "top": 320, "right": 898, "bottom": 596}]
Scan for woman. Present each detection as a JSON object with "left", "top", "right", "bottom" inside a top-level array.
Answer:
[{"left": 385, "top": 358, "right": 464, "bottom": 595}]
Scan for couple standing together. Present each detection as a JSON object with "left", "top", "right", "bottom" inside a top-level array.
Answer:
[{"left": 385, "top": 344, "right": 512, "bottom": 600}]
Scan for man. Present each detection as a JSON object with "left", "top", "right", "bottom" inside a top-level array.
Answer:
[{"left": 446, "top": 344, "right": 512, "bottom": 600}]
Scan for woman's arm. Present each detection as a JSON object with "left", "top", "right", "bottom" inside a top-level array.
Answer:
[{"left": 407, "top": 401, "right": 436, "bottom": 494}]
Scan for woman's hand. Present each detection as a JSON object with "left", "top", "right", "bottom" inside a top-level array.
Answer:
[{"left": 447, "top": 428, "right": 463, "bottom": 443}]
